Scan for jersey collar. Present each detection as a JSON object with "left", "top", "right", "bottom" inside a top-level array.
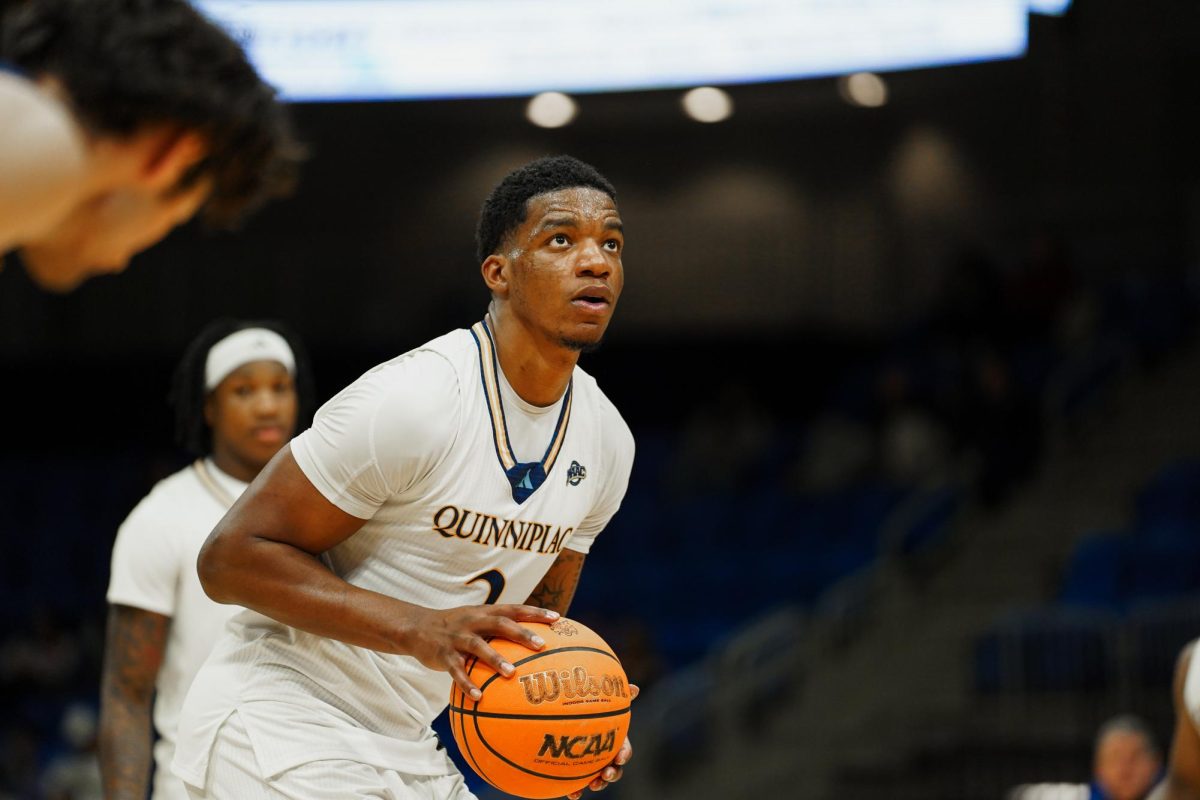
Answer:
[{"left": 470, "top": 317, "right": 573, "bottom": 504}]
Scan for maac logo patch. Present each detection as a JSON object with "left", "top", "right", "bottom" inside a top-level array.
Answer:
[{"left": 566, "top": 461, "right": 587, "bottom": 486}]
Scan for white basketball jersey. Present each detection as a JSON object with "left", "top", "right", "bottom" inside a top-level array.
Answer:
[
  {"left": 173, "top": 322, "right": 634, "bottom": 788},
  {"left": 1184, "top": 642, "right": 1200, "bottom": 730},
  {"left": 107, "top": 460, "right": 246, "bottom": 800}
]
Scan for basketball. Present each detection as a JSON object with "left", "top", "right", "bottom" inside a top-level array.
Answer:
[{"left": 449, "top": 617, "right": 632, "bottom": 799}]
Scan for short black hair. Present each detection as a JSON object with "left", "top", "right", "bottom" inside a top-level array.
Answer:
[
  {"left": 475, "top": 155, "right": 617, "bottom": 263},
  {"left": 169, "top": 318, "right": 315, "bottom": 457},
  {"left": 1, "top": 0, "right": 303, "bottom": 227}
]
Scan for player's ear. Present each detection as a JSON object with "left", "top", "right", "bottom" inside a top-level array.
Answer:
[
  {"left": 481, "top": 253, "right": 510, "bottom": 297},
  {"left": 137, "top": 127, "right": 208, "bottom": 194}
]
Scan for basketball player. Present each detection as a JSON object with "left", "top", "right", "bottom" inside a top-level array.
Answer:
[
  {"left": 100, "top": 320, "right": 313, "bottom": 800},
  {"left": 0, "top": 0, "right": 301, "bottom": 292},
  {"left": 1149, "top": 642, "right": 1200, "bottom": 799},
  {"left": 172, "top": 155, "right": 635, "bottom": 799}
]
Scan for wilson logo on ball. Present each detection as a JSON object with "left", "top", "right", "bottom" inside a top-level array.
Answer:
[
  {"left": 519, "top": 667, "right": 629, "bottom": 705},
  {"left": 537, "top": 729, "right": 618, "bottom": 760}
]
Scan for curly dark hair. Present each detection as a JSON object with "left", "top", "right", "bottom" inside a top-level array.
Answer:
[
  {"left": 1, "top": 0, "right": 303, "bottom": 228},
  {"left": 475, "top": 155, "right": 617, "bottom": 264},
  {"left": 169, "top": 318, "right": 315, "bottom": 457}
]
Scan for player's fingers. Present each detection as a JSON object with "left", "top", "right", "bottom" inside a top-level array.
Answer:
[
  {"left": 484, "top": 616, "right": 548, "bottom": 652},
  {"left": 616, "top": 736, "right": 633, "bottom": 766},
  {"left": 461, "top": 636, "right": 517, "bottom": 679},
  {"left": 600, "top": 764, "right": 622, "bottom": 783},
  {"left": 445, "top": 653, "right": 483, "bottom": 701},
  {"left": 629, "top": 684, "right": 640, "bottom": 701},
  {"left": 491, "top": 603, "right": 561, "bottom": 623}
]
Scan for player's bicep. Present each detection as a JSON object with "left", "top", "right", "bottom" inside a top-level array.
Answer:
[
  {"left": 526, "top": 549, "right": 586, "bottom": 616},
  {"left": 206, "top": 445, "right": 367, "bottom": 559}
]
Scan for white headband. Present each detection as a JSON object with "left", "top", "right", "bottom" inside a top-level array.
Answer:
[{"left": 204, "top": 328, "right": 296, "bottom": 390}]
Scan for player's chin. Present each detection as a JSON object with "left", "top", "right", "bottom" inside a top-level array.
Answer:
[
  {"left": 558, "top": 323, "right": 611, "bottom": 353},
  {"left": 20, "top": 250, "right": 90, "bottom": 293}
]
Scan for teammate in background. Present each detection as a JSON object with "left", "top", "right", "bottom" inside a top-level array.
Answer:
[
  {"left": 100, "top": 320, "right": 313, "bottom": 800},
  {"left": 0, "top": 0, "right": 301, "bottom": 292},
  {"left": 1091, "top": 715, "right": 1162, "bottom": 800},
  {"left": 1150, "top": 642, "right": 1200, "bottom": 799},
  {"left": 172, "top": 155, "right": 635, "bottom": 799}
]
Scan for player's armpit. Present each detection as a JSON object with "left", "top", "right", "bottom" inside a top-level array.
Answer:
[
  {"left": 525, "top": 548, "right": 586, "bottom": 617},
  {"left": 98, "top": 604, "right": 170, "bottom": 800}
]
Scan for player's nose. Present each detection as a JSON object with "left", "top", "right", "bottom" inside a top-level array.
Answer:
[{"left": 574, "top": 239, "right": 611, "bottom": 278}]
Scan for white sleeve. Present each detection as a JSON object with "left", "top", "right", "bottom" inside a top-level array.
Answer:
[
  {"left": 291, "top": 350, "right": 461, "bottom": 519},
  {"left": 566, "top": 399, "right": 635, "bottom": 555},
  {"left": 106, "top": 502, "right": 181, "bottom": 617}
]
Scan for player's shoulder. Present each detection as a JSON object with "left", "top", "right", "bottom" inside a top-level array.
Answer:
[
  {"left": 0, "top": 74, "right": 87, "bottom": 185},
  {"left": 359, "top": 329, "right": 472, "bottom": 389},
  {"left": 313, "top": 329, "right": 474, "bottom": 442},
  {"left": 327, "top": 330, "right": 467, "bottom": 408},
  {"left": 119, "top": 463, "right": 205, "bottom": 528},
  {"left": 0, "top": 72, "right": 73, "bottom": 133}
]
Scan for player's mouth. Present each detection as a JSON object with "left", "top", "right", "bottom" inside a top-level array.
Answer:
[
  {"left": 571, "top": 285, "right": 613, "bottom": 315},
  {"left": 251, "top": 425, "right": 286, "bottom": 444}
]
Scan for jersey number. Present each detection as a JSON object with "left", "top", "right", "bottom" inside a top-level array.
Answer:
[{"left": 467, "top": 569, "right": 506, "bottom": 605}]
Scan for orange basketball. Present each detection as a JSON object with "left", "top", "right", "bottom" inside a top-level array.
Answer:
[{"left": 448, "top": 617, "right": 631, "bottom": 799}]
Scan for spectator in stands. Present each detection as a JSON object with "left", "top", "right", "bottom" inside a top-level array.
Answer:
[
  {"left": 964, "top": 349, "right": 1042, "bottom": 506},
  {"left": 1092, "top": 714, "right": 1162, "bottom": 800},
  {"left": 873, "top": 363, "right": 952, "bottom": 486}
]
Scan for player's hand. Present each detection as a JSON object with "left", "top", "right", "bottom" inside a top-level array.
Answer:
[
  {"left": 406, "top": 604, "right": 558, "bottom": 700},
  {"left": 566, "top": 684, "right": 639, "bottom": 798}
]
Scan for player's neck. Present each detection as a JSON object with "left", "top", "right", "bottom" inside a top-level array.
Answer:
[
  {"left": 487, "top": 312, "right": 578, "bottom": 408},
  {"left": 209, "top": 445, "right": 261, "bottom": 485}
]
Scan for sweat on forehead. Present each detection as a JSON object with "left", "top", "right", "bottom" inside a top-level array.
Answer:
[{"left": 475, "top": 155, "right": 617, "bottom": 263}]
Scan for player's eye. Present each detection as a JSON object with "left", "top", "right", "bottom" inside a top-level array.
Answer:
[
  {"left": 604, "top": 239, "right": 621, "bottom": 252},
  {"left": 551, "top": 234, "right": 569, "bottom": 246},
  {"left": 233, "top": 385, "right": 253, "bottom": 397}
]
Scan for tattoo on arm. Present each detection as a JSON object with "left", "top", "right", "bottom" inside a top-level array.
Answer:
[
  {"left": 526, "top": 549, "right": 585, "bottom": 616},
  {"left": 99, "top": 604, "right": 170, "bottom": 800}
]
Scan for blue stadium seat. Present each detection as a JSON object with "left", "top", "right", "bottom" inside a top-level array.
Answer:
[
  {"left": 1136, "top": 459, "right": 1200, "bottom": 525},
  {"left": 1057, "top": 532, "right": 1128, "bottom": 611}
]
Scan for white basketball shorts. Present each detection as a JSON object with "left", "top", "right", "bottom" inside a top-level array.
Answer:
[{"left": 183, "top": 711, "right": 478, "bottom": 800}]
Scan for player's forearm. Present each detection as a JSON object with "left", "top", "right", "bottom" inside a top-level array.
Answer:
[
  {"left": 99, "top": 605, "right": 167, "bottom": 799},
  {"left": 525, "top": 548, "right": 585, "bottom": 616},
  {"left": 198, "top": 533, "right": 432, "bottom": 654},
  {"left": 98, "top": 692, "right": 153, "bottom": 800}
]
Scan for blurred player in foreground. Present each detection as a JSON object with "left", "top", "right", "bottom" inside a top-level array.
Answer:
[
  {"left": 173, "top": 155, "right": 635, "bottom": 799},
  {"left": 1150, "top": 642, "right": 1200, "bottom": 799},
  {"left": 0, "top": 0, "right": 301, "bottom": 292},
  {"left": 100, "top": 320, "right": 312, "bottom": 800}
]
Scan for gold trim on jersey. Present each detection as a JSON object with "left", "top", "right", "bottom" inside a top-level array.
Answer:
[
  {"left": 192, "top": 459, "right": 237, "bottom": 509},
  {"left": 470, "top": 317, "right": 573, "bottom": 504}
]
